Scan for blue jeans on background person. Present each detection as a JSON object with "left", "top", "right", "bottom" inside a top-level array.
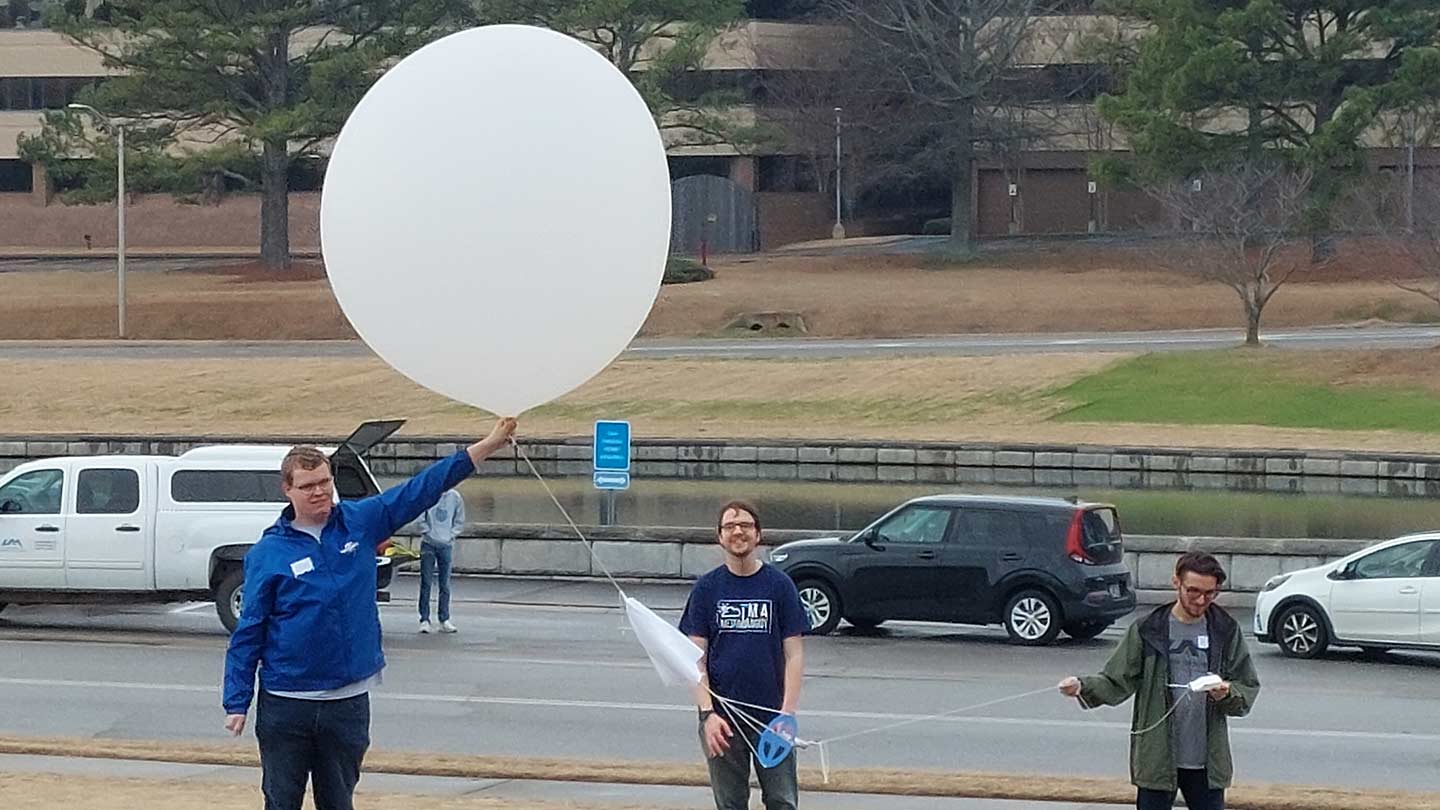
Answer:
[
  {"left": 255, "top": 690, "right": 370, "bottom": 810},
  {"left": 419, "top": 541, "right": 453, "bottom": 623}
]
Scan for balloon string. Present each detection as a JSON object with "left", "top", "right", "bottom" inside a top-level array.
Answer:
[
  {"left": 514, "top": 438, "right": 1075, "bottom": 770},
  {"left": 513, "top": 439, "right": 778, "bottom": 752},
  {"left": 511, "top": 439, "right": 625, "bottom": 596},
  {"left": 712, "top": 694, "right": 766, "bottom": 762},
  {"left": 814, "top": 685, "right": 1057, "bottom": 746},
  {"left": 1079, "top": 688, "right": 1195, "bottom": 736}
]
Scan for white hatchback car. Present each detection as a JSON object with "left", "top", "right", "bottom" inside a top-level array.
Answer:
[{"left": 1254, "top": 532, "right": 1440, "bottom": 658}]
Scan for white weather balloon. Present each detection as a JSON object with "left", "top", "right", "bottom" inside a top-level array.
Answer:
[{"left": 321, "top": 25, "right": 672, "bottom": 416}]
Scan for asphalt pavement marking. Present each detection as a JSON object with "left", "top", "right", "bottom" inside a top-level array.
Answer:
[{"left": 1, "top": 676, "right": 1435, "bottom": 745}]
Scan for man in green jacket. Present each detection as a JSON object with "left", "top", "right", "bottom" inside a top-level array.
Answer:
[{"left": 1059, "top": 552, "right": 1260, "bottom": 810}]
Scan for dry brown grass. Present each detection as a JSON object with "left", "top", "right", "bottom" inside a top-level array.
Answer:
[
  {"left": 8, "top": 351, "right": 1440, "bottom": 452},
  {"left": 1, "top": 241, "right": 1436, "bottom": 340},
  {"left": 0, "top": 736, "right": 1434, "bottom": 810},
  {"left": 0, "top": 269, "right": 353, "bottom": 340},
  {"left": 0, "top": 355, "right": 1105, "bottom": 438},
  {"left": 647, "top": 253, "right": 1437, "bottom": 339}
]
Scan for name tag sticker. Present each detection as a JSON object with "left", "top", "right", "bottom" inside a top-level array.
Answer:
[
  {"left": 1197, "top": 635, "right": 1210, "bottom": 650},
  {"left": 291, "top": 557, "right": 315, "bottom": 577}
]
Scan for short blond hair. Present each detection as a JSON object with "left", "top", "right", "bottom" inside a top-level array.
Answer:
[{"left": 280, "top": 445, "right": 331, "bottom": 486}]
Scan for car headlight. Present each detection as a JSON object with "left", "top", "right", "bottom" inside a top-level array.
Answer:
[
  {"left": 768, "top": 551, "right": 789, "bottom": 563},
  {"left": 1261, "top": 574, "right": 1291, "bottom": 592}
]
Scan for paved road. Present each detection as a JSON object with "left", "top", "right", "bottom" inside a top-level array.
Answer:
[
  {"left": 0, "top": 576, "right": 1436, "bottom": 794},
  {"left": 2, "top": 324, "right": 1438, "bottom": 362}
]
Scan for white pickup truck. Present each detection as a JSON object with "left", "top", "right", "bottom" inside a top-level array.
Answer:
[{"left": 0, "top": 420, "right": 405, "bottom": 632}]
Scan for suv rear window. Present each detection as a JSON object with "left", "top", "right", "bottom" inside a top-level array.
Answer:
[
  {"left": 1080, "top": 507, "right": 1124, "bottom": 565},
  {"left": 957, "top": 509, "right": 1028, "bottom": 547}
]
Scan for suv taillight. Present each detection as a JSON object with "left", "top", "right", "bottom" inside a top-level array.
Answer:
[{"left": 1065, "top": 512, "right": 1092, "bottom": 565}]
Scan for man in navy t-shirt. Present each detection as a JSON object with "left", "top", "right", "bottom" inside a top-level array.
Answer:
[{"left": 680, "top": 499, "right": 806, "bottom": 810}]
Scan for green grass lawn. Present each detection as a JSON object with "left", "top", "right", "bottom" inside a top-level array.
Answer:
[{"left": 1053, "top": 351, "right": 1440, "bottom": 432}]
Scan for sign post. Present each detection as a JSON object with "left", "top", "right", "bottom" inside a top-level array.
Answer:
[{"left": 593, "top": 420, "right": 631, "bottom": 525}]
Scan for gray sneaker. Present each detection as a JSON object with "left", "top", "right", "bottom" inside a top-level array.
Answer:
[
  {"left": 418, "top": 620, "right": 432, "bottom": 634},
  {"left": 440, "top": 620, "right": 458, "bottom": 634}
]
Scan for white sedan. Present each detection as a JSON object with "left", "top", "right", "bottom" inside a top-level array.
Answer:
[{"left": 1254, "top": 532, "right": 1440, "bottom": 658}]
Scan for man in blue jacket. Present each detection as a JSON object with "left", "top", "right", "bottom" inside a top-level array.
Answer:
[{"left": 222, "top": 417, "right": 516, "bottom": 810}]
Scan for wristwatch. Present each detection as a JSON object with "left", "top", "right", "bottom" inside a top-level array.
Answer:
[{"left": 699, "top": 708, "right": 715, "bottom": 722}]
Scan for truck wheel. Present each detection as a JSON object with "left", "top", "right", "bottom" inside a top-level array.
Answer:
[{"left": 215, "top": 568, "right": 245, "bottom": 633}]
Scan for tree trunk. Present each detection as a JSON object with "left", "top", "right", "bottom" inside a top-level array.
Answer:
[
  {"left": 1309, "top": 230, "right": 1334, "bottom": 265},
  {"left": 258, "top": 29, "right": 291, "bottom": 273},
  {"left": 948, "top": 104, "right": 976, "bottom": 252},
  {"left": 1244, "top": 296, "right": 1262, "bottom": 346},
  {"left": 260, "top": 139, "right": 291, "bottom": 273}
]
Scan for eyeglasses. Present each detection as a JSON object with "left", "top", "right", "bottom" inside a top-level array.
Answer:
[
  {"left": 720, "top": 521, "right": 757, "bottom": 532},
  {"left": 294, "top": 476, "right": 334, "bottom": 494},
  {"left": 1182, "top": 586, "right": 1221, "bottom": 600}
]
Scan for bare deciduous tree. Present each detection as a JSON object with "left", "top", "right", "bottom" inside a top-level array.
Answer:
[
  {"left": 822, "top": 0, "right": 1061, "bottom": 251},
  {"left": 1352, "top": 170, "right": 1440, "bottom": 309},
  {"left": 1149, "top": 159, "right": 1315, "bottom": 346},
  {"left": 1329, "top": 152, "right": 1440, "bottom": 318}
]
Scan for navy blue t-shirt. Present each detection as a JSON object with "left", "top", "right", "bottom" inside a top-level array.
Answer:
[{"left": 679, "top": 563, "right": 806, "bottom": 724}]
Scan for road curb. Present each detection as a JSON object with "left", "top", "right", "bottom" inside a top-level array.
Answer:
[{"left": 0, "top": 736, "right": 1430, "bottom": 810}]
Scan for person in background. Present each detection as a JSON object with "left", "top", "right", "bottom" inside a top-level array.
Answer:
[{"left": 417, "top": 485, "right": 465, "bottom": 633}]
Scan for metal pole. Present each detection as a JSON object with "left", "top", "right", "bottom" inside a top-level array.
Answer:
[
  {"left": 117, "top": 124, "right": 126, "bottom": 339},
  {"left": 832, "top": 106, "right": 845, "bottom": 240},
  {"left": 1407, "top": 116, "right": 1416, "bottom": 234}
]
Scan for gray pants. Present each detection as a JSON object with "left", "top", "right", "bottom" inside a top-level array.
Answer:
[{"left": 700, "top": 720, "right": 799, "bottom": 810}]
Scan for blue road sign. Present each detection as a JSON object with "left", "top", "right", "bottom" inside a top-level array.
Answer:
[
  {"left": 593, "top": 420, "right": 631, "bottom": 472},
  {"left": 593, "top": 470, "right": 631, "bottom": 490}
]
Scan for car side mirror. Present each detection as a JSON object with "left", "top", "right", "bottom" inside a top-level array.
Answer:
[
  {"left": 1327, "top": 564, "right": 1351, "bottom": 581},
  {"left": 862, "top": 529, "right": 886, "bottom": 551},
  {"left": 0, "top": 500, "right": 20, "bottom": 514}
]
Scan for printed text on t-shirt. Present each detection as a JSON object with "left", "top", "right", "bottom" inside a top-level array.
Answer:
[{"left": 717, "top": 599, "right": 773, "bottom": 633}]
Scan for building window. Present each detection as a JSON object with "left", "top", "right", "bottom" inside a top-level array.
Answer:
[
  {"left": 668, "top": 156, "right": 733, "bottom": 180},
  {"left": 0, "top": 160, "right": 33, "bottom": 192},
  {"left": 287, "top": 157, "right": 326, "bottom": 192},
  {"left": 0, "top": 77, "right": 101, "bottom": 110},
  {"left": 758, "top": 155, "right": 818, "bottom": 192}
]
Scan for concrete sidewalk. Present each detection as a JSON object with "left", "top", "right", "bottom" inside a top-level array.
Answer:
[{"left": 0, "top": 753, "right": 1122, "bottom": 809}]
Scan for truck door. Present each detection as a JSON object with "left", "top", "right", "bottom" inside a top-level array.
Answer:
[
  {"left": 64, "top": 463, "right": 153, "bottom": 590},
  {"left": 0, "top": 465, "right": 69, "bottom": 588}
]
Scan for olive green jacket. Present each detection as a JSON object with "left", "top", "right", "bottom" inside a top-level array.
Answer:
[{"left": 1077, "top": 604, "right": 1261, "bottom": 791}]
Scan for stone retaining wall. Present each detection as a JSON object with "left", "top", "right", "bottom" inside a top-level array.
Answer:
[{"left": 4, "top": 435, "right": 1440, "bottom": 497}]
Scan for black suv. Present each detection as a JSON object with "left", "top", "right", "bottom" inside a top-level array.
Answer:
[{"left": 769, "top": 494, "right": 1135, "bottom": 645}]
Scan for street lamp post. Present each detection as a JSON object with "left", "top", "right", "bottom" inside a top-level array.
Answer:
[
  {"left": 832, "top": 106, "right": 845, "bottom": 240},
  {"left": 1406, "top": 112, "right": 1417, "bottom": 234},
  {"left": 68, "top": 103, "right": 126, "bottom": 338}
]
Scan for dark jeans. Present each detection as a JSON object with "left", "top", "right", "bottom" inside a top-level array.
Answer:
[
  {"left": 1137, "top": 768, "right": 1224, "bottom": 810},
  {"left": 418, "top": 542, "right": 453, "bottom": 623},
  {"left": 255, "top": 690, "right": 371, "bottom": 810},
  {"left": 700, "top": 720, "right": 799, "bottom": 810}
]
